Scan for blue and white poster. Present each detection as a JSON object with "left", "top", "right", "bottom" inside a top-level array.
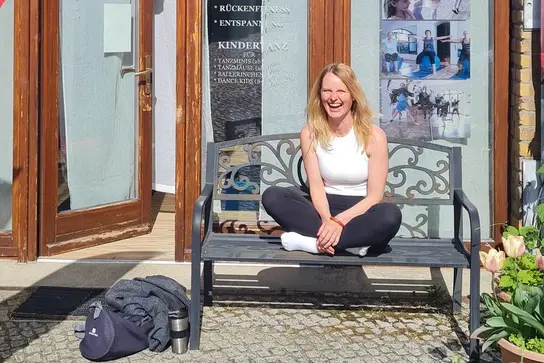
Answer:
[{"left": 379, "top": 0, "right": 471, "bottom": 141}]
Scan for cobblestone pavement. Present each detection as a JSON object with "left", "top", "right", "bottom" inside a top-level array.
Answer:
[{"left": 0, "top": 289, "right": 501, "bottom": 363}]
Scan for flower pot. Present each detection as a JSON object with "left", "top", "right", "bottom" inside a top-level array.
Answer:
[{"left": 499, "top": 338, "right": 544, "bottom": 363}]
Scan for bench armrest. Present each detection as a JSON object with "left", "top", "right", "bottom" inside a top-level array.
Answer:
[
  {"left": 453, "top": 189, "right": 481, "bottom": 261},
  {"left": 191, "top": 184, "right": 214, "bottom": 258}
]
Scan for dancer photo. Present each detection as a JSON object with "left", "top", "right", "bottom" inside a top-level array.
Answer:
[
  {"left": 442, "top": 30, "right": 471, "bottom": 79},
  {"left": 382, "top": 0, "right": 470, "bottom": 20},
  {"left": 384, "top": 0, "right": 416, "bottom": 20},
  {"left": 380, "top": 22, "right": 470, "bottom": 80},
  {"left": 412, "top": 30, "right": 450, "bottom": 76},
  {"left": 380, "top": 79, "right": 471, "bottom": 141}
]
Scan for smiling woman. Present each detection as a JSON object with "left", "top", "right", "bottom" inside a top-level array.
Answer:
[{"left": 261, "top": 63, "right": 402, "bottom": 257}]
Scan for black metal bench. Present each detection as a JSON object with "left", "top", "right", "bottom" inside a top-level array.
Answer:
[{"left": 190, "top": 134, "right": 481, "bottom": 360}]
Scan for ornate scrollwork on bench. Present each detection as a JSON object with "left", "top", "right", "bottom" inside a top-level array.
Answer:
[
  {"left": 217, "top": 138, "right": 305, "bottom": 197},
  {"left": 386, "top": 143, "right": 451, "bottom": 203},
  {"left": 397, "top": 205, "right": 429, "bottom": 238},
  {"left": 215, "top": 137, "right": 453, "bottom": 203},
  {"left": 211, "top": 135, "right": 455, "bottom": 237},
  {"left": 215, "top": 219, "right": 284, "bottom": 235}
]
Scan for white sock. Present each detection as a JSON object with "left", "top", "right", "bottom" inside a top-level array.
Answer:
[
  {"left": 345, "top": 246, "right": 370, "bottom": 257},
  {"left": 280, "top": 232, "right": 318, "bottom": 254}
]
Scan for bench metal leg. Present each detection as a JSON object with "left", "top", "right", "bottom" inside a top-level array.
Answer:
[
  {"left": 452, "top": 267, "right": 462, "bottom": 313},
  {"left": 468, "top": 264, "right": 481, "bottom": 362},
  {"left": 190, "top": 260, "right": 202, "bottom": 350},
  {"left": 203, "top": 261, "right": 214, "bottom": 307}
]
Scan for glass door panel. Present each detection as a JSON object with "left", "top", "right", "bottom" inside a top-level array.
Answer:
[
  {"left": 58, "top": 0, "right": 138, "bottom": 212},
  {"left": 0, "top": 0, "right": 14, "bottom": 231}
]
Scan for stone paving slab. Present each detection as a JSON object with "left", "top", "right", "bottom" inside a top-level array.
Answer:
[{"left": 0, "top": 289, "right": 502, "bottom": 363}]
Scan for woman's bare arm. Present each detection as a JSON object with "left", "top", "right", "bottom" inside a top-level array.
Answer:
[{"left": 300, "top": 126, "right": 330, "bottom": 223}]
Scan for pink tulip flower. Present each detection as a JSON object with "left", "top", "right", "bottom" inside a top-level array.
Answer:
[
  {"left": 479, "top": 248, "right": 506, "bottom": 273},
  {"left": 536, "top": 249, "right": 544, "bottom": 271},
  {"left": 502, "top": 236, "right": 526, "bottom": 258}
]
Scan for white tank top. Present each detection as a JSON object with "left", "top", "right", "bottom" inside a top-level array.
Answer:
[{"left": 315, "top": 127, "right": 369, "bottom": 196}]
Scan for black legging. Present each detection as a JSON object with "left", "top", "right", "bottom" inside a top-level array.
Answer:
[{"left": 262, "top": 186, "right": 402, "bottom": 251}]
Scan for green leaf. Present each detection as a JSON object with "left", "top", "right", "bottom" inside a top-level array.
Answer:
[
  {"left": 537, "top": 204, "right": 544, "bottom": 225},
  {"left": 482, "top": 330, "right": 509, "bottom": 352},
  {"left": 536, "top": 164, "right": 544, "bottom": 174},
  {"left": 471, "top": 325, "right": 497, "bottom": 339},
  {"left": 538, "top": 300, "right": 544, "bottom": 323},
  {"left": 519, "top": 254, "right": 536, "bottom": 269},
  {"left": 499, "top": 275, "right": 515, "bottom": 289},
  {"left": 506, "top": 226, "right": 520, "bottom": 236},
  {"left": 486, "top": 316, "right": 509, "bottom": 328},
  {"left": 520, "top": 226, "right": 538, "bottom": 235},
  {"left": 483, "top": 293, "right": 504, "bottom": 316},
  {"left": 502, "top": 303, "right": 544, "bottom": 336},
  {"left": 523, "top": 295, "right": 540, "bottom": 315},
  {"left": 513, "top": 287, "right": 529, "bottom": 307}
]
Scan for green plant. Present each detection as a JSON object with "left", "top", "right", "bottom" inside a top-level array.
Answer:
[
  {"left": 425, "top": 284, "right": 449, "bottom": 304},
  {"left": 472, "top": 285, "right": 544, "bottom": 353},
  {"left": 509, "top": 332, "right": 544, "bottom": 354},
  {"left": 499, "top": 254, "right": 544, "bottom": 295}
]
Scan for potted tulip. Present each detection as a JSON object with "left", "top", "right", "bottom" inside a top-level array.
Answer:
[
  {"left": 497, "top": 226, "right": 544, "bottom": 300},
  {"left": 473, "top": 236, "right": 544, "bottom": 362}
]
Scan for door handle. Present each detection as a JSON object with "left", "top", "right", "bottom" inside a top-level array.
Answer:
[
  {"left": 120, "top": 68, "right": 152, "bottom": 76},
  {"left": 120, "top": 54, "right": 152, "bottom": 95}
]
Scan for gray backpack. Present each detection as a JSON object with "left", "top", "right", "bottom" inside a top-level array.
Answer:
[{"left": 74, "top": 302, "right": 154, "bottom": 361}]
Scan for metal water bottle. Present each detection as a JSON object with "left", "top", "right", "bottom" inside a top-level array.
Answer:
[{"left": 168, "top": 308, "right": 189, "bottom": 354}]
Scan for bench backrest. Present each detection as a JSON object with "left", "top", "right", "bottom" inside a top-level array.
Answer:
[{"left": 203, "top": 133, "right": 462, "bottom": 238}]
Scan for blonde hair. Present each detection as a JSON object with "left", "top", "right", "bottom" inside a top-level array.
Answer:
[{"left": 306, "top": 63, "right": 374, "bottom": 148}]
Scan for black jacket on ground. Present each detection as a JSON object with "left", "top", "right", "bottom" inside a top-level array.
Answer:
[{"left": 104, "top": 275, "right": 191, "bottom": 351}]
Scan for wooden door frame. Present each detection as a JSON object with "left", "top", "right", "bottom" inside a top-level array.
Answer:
[
  {"left": 37, "top": 0, "right": 153, "bottom": 257},
  {"left": 175, "top": 1, "right": 509, "bottom": 261},
  {"left": 0, "top": 0, "right": 37, "bottom": 261},
  {"left": 492, "top": 1, "right": 509, "bottom": 243},
  {"left": 175, "top": 0, "right": 202, "bottom": 261}
]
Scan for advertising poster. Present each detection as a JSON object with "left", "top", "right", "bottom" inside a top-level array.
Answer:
[
  {"left": 207, "top": 0, "right": 263, "bottom": 142},
  {"left": 380, "top": 0, "right": 471, "bottom": 141}
]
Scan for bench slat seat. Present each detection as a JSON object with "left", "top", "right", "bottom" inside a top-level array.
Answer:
[{"left": 202, "top": 234, "right": 469, "bottom": 268}]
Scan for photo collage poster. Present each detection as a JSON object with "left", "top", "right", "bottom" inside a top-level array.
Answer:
[{"left": 379, "top": 0, "right": 471, "bottom": 141}]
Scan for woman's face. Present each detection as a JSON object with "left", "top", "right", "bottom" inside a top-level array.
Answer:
[
  {"left": 425, "top": 30, "right": 431, "bottom": 37},
  {"left": 320, "top": 73, "right": 353, "bottom": 120},
  {"left": 393, "top": 0, "right": 411, "bottom": 10}
]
